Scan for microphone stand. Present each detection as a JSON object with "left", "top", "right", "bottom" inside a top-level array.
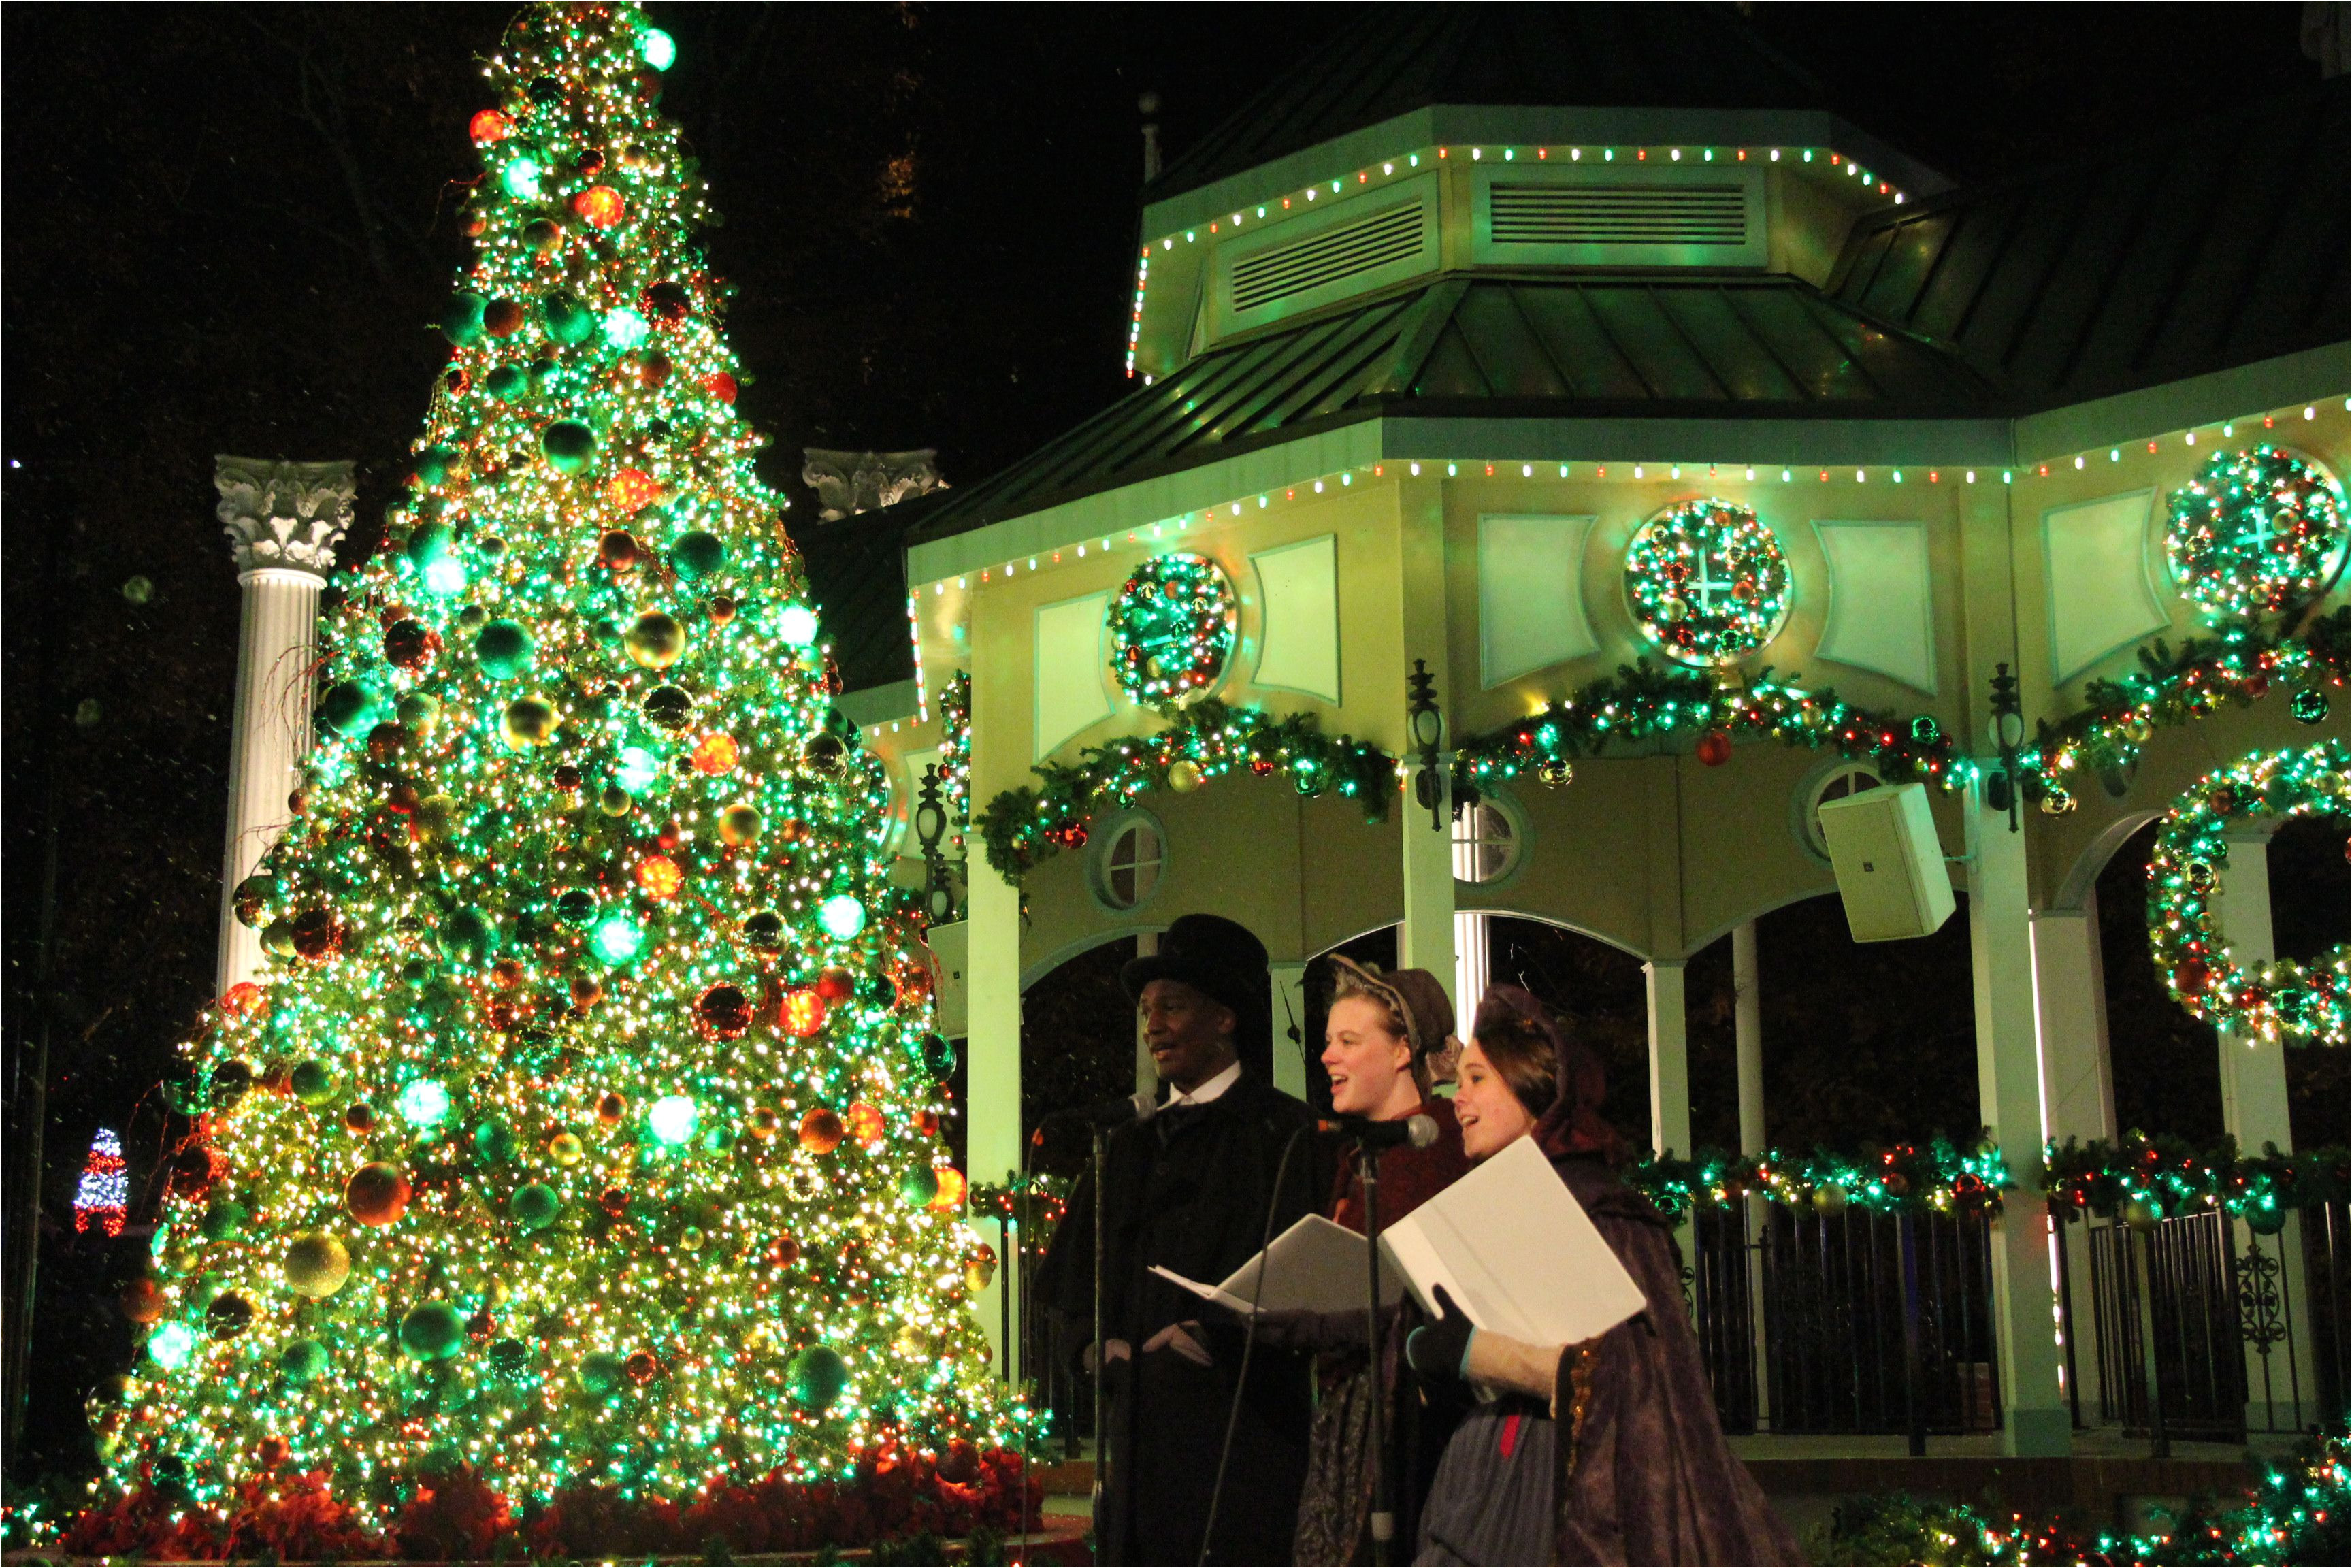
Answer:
[
  {"left": 1091, "top": 1122, "right": 1112, "bottom": 1566},
  {"left": 1358, "top": 1139, "right": 1394, "bottom": 1566}
]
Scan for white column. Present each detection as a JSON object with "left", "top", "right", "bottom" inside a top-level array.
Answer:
[
  {"left": 1133, "top": 931, "right": 1160, "bottom": 1095},
  {"left": 1733, "top": 920, "right": 1771, "bottom": 1426},
  {"left": 1401, "top": 796, "right": 1458, "bottom": 1015},
  {"left": 1269, "top": 960, "right": 1310, "bottom": 1100},
  {"left": 2029, "top": 896, "right": 2116, "bottom": 1422},
  {"left": 2031, "top": 900, "right": 2117, "bottom": 1144},
  {"left": 964, "top": 849, "right": 1024, "bottom": 1382},
  {"left": 1645, "top": 960, "right": 1692, "bottom": 1158},
  {"left": 1965, "top": 784, "right": 2070, "bottom": 1456},
  {"left": 214, "top": 457, "right": 352, "bottom": 996},
  {"left": 2215, "top": 828, "right": 2313, "bottom": 1430}
]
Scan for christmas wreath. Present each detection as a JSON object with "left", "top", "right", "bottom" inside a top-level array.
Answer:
[
  {"left": 1623, "top": 498, "right": 1791, "bottom": 667},
  {"left": 2146, "top": 740, "right": 2349, "bottom": 1047},
  {"left": 2166, "top": 444, "right": 2347, "bottom": 627},
  {"left": 1107, "top": 552, "right": 1236, "bottom": 706}
]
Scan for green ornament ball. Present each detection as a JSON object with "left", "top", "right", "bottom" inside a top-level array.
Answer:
[
  {"left": 2290, "top": 687, "right": 2330, "bottom": 725},
  {"left": 787, "top": 1344, "right": 849, "bottom": 1411},
  {"left": 317, "top": 681, "right": 381, "bottom": 737},
  {"left": 2244, "top": 1203, "right": 2288, "bottom": 1237},
  {"left": 472, "top": 1120, "right": 517, "bottom": 1164},
  {"left": 412, "top": 444, "right": 460, "bottom": 487},
  {"left": 2122, "top": 1198, "right": 2160, "bottom": 1232},
  {"left": 900, "top": 1166, "right": 941, "bottom": 1207},
  {"left": 290, "top": 1060, "right": 337, "bottom": 1106},
  {"left": 540, "top": 420, "right": 598, "bottom": 474},
  {"left": 485, "top": 364, "right": 527, "bottom": 400},
  {"left": 576, "top": 1350, "right": 626, "bottom": 1396},
  {"left": 474, "top": 619, "right": 535, "bottom": 679},
  {"left": 555, "top": 888, "right": 598, "bottom": 926},
  {"left": 206, "top": 1291, "right": 255, "bottom": 1339},
  {"left": 541, "top": 293, "right": 595, "bottom": 346},
  {"left": 440, "top": 293, "right": 487, "bottom": 346},
  {"left": 485, "top": 1338, "right": 533, "bottom": 1382},
  {"left": 921, "top": 1032, "right": 956, "bottom": 1081},
  {"left": 670, "top": 530, "right": 725, "bottom": 581},
  {"left": 404, "top": 520, "right": 455, "bottom": 569},
  {"left": 397, "top": 1303, "right": 467, "bottom": 1362},
  {"left": 200, "top": 1200, "right": 246, "bottom": 1241},
  {"left": 509, "top": 1183, "right": 560, "bottom": 1232},
  {"left": 440, "top": 909, "right": 492, "bottom": 964},
  {"left": 281, "top": 1339, "right": 329, "bottom": 1383}
]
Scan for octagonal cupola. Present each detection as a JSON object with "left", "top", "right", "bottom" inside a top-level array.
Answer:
[{"left": 1126, "top": 3, "right": 1946, "bottom": 381}]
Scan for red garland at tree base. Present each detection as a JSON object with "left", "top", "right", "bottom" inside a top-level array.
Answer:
[{"left": 55, "top": 1446, "right": 1041, "bottom": 1563}]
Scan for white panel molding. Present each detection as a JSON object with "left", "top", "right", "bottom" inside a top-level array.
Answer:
[
  {"left": 1812, "top": 519, "right": 1938, "bottom": 695},
  {"left": 2042, "top": 490, "right": 2166, "bottom": 685},
  {"left": 1477, "top": 513, "right": 1597, "bottom": 688},
  {"left": 1032, "top": 592, "right": 1115, "bottom": 760},
  {"left": 1250, "top": 533, "right": 1341, "bottom": 704}
]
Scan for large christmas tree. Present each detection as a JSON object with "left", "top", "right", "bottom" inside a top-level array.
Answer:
[{"left": 108, "top": 0, "right": 1021, "bottom": 1521}]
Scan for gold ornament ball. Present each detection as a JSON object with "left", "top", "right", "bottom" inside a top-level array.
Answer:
[
  {"left": 549, "top": 1130, "right": 586, "bottom": 1165},
  {"left": 416, "top": 795, "right": 457, "bottom": 844},
  {"left": 284, "top": 1231, "right": 352, "bottom": 1298},
  {"left": 799, "top": 732, "right": 848, "bottom": 779},
  {"left": 599, "top": 785, "right": 633, "bottom": 817},
  {"left": 397, "top": 692, "right": 442, "bottom": 740},
  {"left": 501, "top": 694, "right": 557, "bottom": 749},
  {"left": 1166, "top": 759, "right": 1204, "bottom": 794},
  {"left": 1536, "top": 758, "right": 1574, "bottom": 789},
  {"left": 625, "top": 612, "right": 687, "bottom": 670},
  {"left": 719, "top": 802, "right": 764, "bottom": 846}
]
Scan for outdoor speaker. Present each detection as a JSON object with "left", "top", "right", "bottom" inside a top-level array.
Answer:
[{"left": 1817, "top": 781, "right": 1957, "bottom": 943}]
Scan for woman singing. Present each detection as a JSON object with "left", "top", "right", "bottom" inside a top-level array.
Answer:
[
  {"left": 1209, "top": 958, "right": 1473, "bottom": 1564},
  {"left": 1405, "top": 985, "right": 1799, "bottom": 1567}
]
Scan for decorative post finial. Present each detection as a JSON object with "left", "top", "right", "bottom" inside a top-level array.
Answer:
[{"left": 215, "top": 456, "right": 355, "bottom": 579}]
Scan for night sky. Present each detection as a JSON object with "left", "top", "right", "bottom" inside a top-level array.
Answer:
[{"left": 1, "top": 2, "right": 2337, "bottom": 1476}]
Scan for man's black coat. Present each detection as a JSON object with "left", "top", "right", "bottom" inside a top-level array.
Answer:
[{"left": 1038, "top": 1069, "right": 1322, "bottom": 1565}]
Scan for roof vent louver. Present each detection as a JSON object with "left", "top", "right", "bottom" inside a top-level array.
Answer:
[
  {"left": 1230, "top": 201, "right": 1427, "bottom": 313},
  {"left": 1489, "top": 183, "right": 1748, "bottom": 248}
]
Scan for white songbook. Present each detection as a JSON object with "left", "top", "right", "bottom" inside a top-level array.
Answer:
[
  {"left": 1377, "top": 1137, "right": 1649, "bottom": 1346},
  {"left": 1150, "top": 1213, "right": 1407, "bottom": 1317}
]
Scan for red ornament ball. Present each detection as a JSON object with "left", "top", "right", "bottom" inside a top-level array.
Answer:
[
  {"left": 345, "top": 1162, "right": 410, "bottom": 1227},
  {"left": 625, "top": 1349, "right": 659, "bottom": 1384},
  {"left": 121, "top": 1279, "right": 165, "bottom": 1324},
  {"left": 2176, "top": 958, "right": 2211, "bottom": 996},
  {"left": 290, "top": 908, "right": 340, "bottom": 960},
  {"left": 572, "top": 185, "right": 625, "bottom": 229},
  {"left": 468, "top": 109, "right": 513, "bottom": 146},
  {"left": 814, "top": 966, "right": 857, "bottom": 1003},
  {"left": 698, "top": 983, "right": 755, "bottom": 1039},
  {"left": 779, "top": 988, "right": 827, "bottom": 1039},
  {"left": 384, "top": 619, "right": 440, "bottom": 670},
  {"left": 598, "top": 530, "right": 640, "bottom": 570},
  {"left": 345, "top": 1102, "right": 376, "bottom": 1133},
  {"left": 483, "top": 299, "right": 526, "bottom": 337},
  {"left": 702, "top": 372, "right": 738, "bottom": 404},
  {"left": 798, "top": 1108, "right": 844, "bottom": 1154},
  {"left": 1694, "top": 731, "right": 1733, "bottom": 768},
  {"left": 598, "top": 1092, "right": 627, "bottom": 1125}
]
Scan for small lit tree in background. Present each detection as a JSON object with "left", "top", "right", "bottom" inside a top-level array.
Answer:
[{"left": 103, "top": 0, "right": 1022, "bottom": 1526}]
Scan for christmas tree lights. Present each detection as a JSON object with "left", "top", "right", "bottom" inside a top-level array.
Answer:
[
  {"left": 2144, "top": 741, "right": 2349, "bottom": 1047},
  {"left": 1454, "top": 663, "right": 1973, "bottom": 792},
  {"left": 97, "top": 1, "right": 1024, "bottom": 1534}
]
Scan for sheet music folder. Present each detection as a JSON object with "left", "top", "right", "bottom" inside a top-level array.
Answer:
[
  {"left": 1375, "top": 1137, "right": 1648, "bottom": 1346},
  {"left": 1149, "top": 1214, "right": 1405, "bottom": 1317}
]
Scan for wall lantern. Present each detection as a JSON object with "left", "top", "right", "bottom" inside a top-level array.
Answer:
[
  {"left": 1407, "top": 658, "right": 1446, "bottom": 830},
  {"left": 915, "top": 764, "right": 958, "bottom": 924},
  {"left": 1983, "top": 663, "right": 2025, "bottom": 832}
]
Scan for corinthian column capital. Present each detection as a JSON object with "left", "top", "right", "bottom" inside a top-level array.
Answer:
[{"left": 216, "top": 456, "right": 355, "bottom": 579}]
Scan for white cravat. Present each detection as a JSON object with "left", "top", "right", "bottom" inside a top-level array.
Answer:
[{"left": 1163, "top": 1060, "right": 1241, "bottom": 1109}]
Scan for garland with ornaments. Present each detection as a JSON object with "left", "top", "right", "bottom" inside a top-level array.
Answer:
[
  {"left": 1630, "top": 1136, "right": 2013, "bottom": 1220},
  {"left": 1107, "top": 551, "right": 1236, "bottom": 707},
  {"left": 2018, "top": 607, "right": 2346, "bottom": 809},
  {"left": 2164, "top": 444, "right": 2348, "bottom": 628},
  {"left": 2144, "top": 741, "right": 2349, "bottom": 1047},
  {"left": 1624, "top": 498, "right": 1793, "bottom": 667},
  {"left": 1810, "top": 1426, "right": 2347, "bottom": 1568},
  {"left": 2042, "top": 1134, "right": 2349, "bottom": 1234},
  {"left": 977, "top": 698, "right": 1392, "bottom": 879},
  {"left": 936, "top": 670, "right": 971, "bottom": 827},
  {"left": 1454, "top": 662, "right": 1974, "bottom": 794}
]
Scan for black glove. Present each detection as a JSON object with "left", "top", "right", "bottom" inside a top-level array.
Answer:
[{"left": 1404, "top": 1284, "right": 1473, "bottom": 1382}]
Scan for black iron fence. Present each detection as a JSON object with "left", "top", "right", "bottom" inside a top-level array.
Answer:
[
  {"left": 2069, "top": 1200, "right": 2350, "bottom": 1450},
  {"left": 1690, "top": 1203, "right": 2002, "bottom": 1447}
]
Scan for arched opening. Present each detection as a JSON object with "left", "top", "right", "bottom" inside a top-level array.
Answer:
[
  {"left": 2094, "top": 813, "right": 2349, "bottom": 1148},
  {"left": 1013, "top": 935, "right": 1148, "bottom": 1177}
]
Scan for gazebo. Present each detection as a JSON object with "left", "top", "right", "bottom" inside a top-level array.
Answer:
[{"left": 819, "top": 6, "right": 2348, "bottom": 1464}]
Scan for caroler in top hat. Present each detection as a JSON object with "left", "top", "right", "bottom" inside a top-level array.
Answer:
[{"left": 1035, "top": 913, "right": 1323, "bottom": 1566}]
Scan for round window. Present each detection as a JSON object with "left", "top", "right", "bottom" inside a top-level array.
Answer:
[
  {"left": 1802, "top": 764, "right": 1882, "bottom": 859},
  {"left": 1452, "top": 798, "right": 1522, "bottom": 885},
  {"left": 1090, "top": 813, "right": 1166, "bottom": 912}
]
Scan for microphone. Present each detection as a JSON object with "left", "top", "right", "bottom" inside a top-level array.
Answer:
[
  {"left": 1033, "top": 1090, "right": 1159, "bottom": 1142},
  {"left": 1316, "top": 1113, "right": 1439, "bottom": 1150}
]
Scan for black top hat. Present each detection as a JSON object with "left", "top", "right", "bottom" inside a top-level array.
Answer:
[{"left": 1121, "top": 913, "right": 1270, "bottom": 1023}]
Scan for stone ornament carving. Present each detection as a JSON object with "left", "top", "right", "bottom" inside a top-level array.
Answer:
[
  {"left": 216, "top": 455, "right": 356, "bottom": 578},
  {"left": 801, "top": 448, "right": 946, "bottom": 523}
]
